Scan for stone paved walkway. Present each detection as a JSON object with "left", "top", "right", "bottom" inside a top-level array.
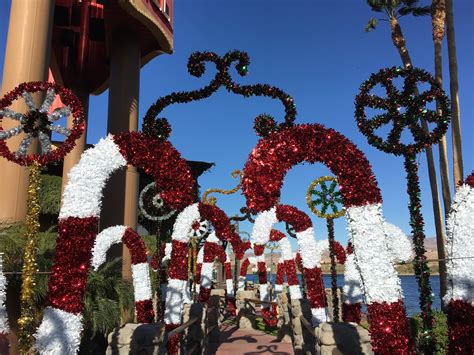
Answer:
[{"left": 206, "top": 322, "right": 293, "bottom": 355}]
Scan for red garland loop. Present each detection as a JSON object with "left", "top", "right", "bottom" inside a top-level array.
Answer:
[
  {"left": 240, "top": 259, "right": 250, "bottom": 277},
  {"left": 136, "top": 299, "right": 154, "bottom": 323},
  {"left": 269, "top": 229, "right": 285, "bottom": 242},
  {"left": 47, "top": 216, "right": 98, "bottom": 313},
  {"left": 367, "top": 300, "right": 413, "bottom": 354},
  {"left": 342, "top": 302, "right": 362, "bottom": 324},
  {"left": 122, "top": 228, "right": 148, "bottom": 264},
  {"left": 446, "top": 300, "right": 474, "bottom": 354},
  {"left": 333, "top": 241, "right": 346, "bottom": 264},
  {"left": 283, "top": 260, "right": 298, "bottom": 285},
  {"left": 113, "top": 132, "right": 196, "bottom": 211},
  {"left": 168, "top": 241, "right": 188, "bottom": 281},
  {"left": 226, "top": 298, "right": 237, "bottom": 316},
  {"left": 254, "top": 244, "right": 265, "bottom": 256},
  {"left": 303, "top": 266, "right": 327, "bottom": 309},
  {"left": 275, "top": 263, "right": 285, "bottom": 285},
  {"left": 257, "top": 262, "right": 267, "bottom": 285},
  {"left": 165, "top": 323, "right": 181, "bottom": 355},
  {"left": 242, "top": 124, "right": 382, "bottom": 212},
  {"left": 261, "top": 304, "right": 278, "bottom": 327},
  {"left": 224, "top": 263, "right": 232, "bottom": 280},
  {"left": 0, "top": 81, "right": 85, "bottom": 166},
  {"left": 275, "top": 205, "right": 312, "bottom": 233}
]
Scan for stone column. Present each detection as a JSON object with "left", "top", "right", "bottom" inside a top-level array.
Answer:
[
  {"left": 0, "top": 0, "right": 54, "bottom": 225},
  {"left": 100, "top": 30, "right": 140, "bottom": 282}
]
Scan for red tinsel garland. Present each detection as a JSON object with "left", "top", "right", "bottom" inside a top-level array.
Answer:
[
  {"left": 275, "top": 204, "right": 312, "bottom": 233},
  {"left": 224, "top": 262, "right": 232, "bottom": 280},
  {"left": 122, "top": 228, "right": 148, "bottom": 264},
  {"left": 136, "top": 299, "right": 154, "bottom": 323},
  {"left": 333, "top": 240, "right": 346, "bottom": 264},
  {"left": 342, "top": 302, "right": 362, "bottom": 324},
  {"left": 168, "top": 241, "right": 189, "bottom": 281},
  {"left": 275, "top": 263, "right": 285, "bottom": 285},
  {"left": 165, "top": 323, "right": 181, "bottom": 355},
  {"left": 113, "top": 132, "right": 196, "bottom": 211},
  {"left": 240, "top": 259, "right": 250, "bottom": 277},
  {"left": 303, "top": 266, "right": 327, "bottom": 309},
  {"left": 257, "top": 262, "right": 267, "bottom": 285},
  {"left": 446, "top": 300, "right": 474, "bottom": 354},
  {"left": 261, "top": 304, "right": 278, "bottom": 327},
  {"left": 283, "top": 260, "right": 298, "bottom": 286},
  {"left": 242, "top": 124, "right": 382, "bottom": 212},
  {"left": 47, "top": 216, "right": 98, "bottom": 313},
  {"left": 367, "top": 300, "right": 413, "bottom": 354}
]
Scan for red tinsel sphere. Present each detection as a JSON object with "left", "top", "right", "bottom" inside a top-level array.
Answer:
[
  {"left": 367, "top": 300, "right": 413, "bottom": 354},
  {"left": 242, "top": 124, "right": 382, "bottom": 212},
  {"left": 446, "top": 300, "right": 474, "bottom": 354},
  {"left": 0, "top": 81, "right": 85, "bottom": 166},
  {"left": 47, "top": 216, "right": 98, "bottom": 313},
  {"left": 114, "top": 132, "right": 196, "bottom": 211}
]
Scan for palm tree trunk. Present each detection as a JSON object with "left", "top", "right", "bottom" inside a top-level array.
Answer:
[
  {"left": 389, "top": 15, "right": 447, "bottom": 303},
  {"left": 432, "top": 0, "right": 449, "bottom": 303},
  {"left": 446, "top": 0, "right": 464, "bottom": 187}
]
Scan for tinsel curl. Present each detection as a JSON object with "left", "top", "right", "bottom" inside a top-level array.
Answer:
[
  {"left": 342, "top": 303, "right": 362, "bottom": 324},
  {"left": 143, "top": 50, "right": 297, "bottom": 138},
  {"left": 242, "top": 124, "right": 382, "bottom": 212},
  {"left": 446, "top": 300, "right": 474, "bottom": 354},
  {"left": 0, "top": 254, "right": 9, "bottom": 350},
  {"left": 366, "top": 301, "right": 413, "bottom": 354},
  {"left": 261, "top": 304, "right": 278, "bottom": 327},
  {"left": 18, "top": 161, "right": 42, "bottom": 351},
  {"left": 0, "top": 81, "right": 84, "bottom": 166}
]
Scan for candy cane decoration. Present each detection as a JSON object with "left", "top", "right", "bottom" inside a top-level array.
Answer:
[
  {"left": 342, "top": 245, "right": 364, "bottom": 324},
  {"left": 223, "top": 250, "right": 234, "bottom": 297},
  {"left": 238, "top": 257, "right": 257, "bottom": 290},
  {"left": 35, "top": 132, "right": 196, "bottom": 354},
  {"left": 251, "top": 205, "right": 328, "bottom": 325},
  {"left": 243, "top": 124, "right": 412, "bottom": 351},
  {"left": 444, "top": 174, "right": 474, "bottom": 354},
  {"left": 199, "top": 232, "right": 227, "bottom": 302}
]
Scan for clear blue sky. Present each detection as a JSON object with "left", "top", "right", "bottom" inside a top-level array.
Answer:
[{"left": 1, "top": 1, "right": 473, "bottom": 250}]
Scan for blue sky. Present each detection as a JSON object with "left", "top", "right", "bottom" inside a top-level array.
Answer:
[{"left": 1, "top": 1, "right": 473, "bottom": 250}]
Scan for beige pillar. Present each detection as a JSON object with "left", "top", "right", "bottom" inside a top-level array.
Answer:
[
  {"left": 0, "top": 0, "right": 54, "bottom": 225},
  {"left": 100, "top": 31, "right": 140, "bottom": 282},
  {"left": 61, "top": 88, "right": 89, "bottom": 195}
]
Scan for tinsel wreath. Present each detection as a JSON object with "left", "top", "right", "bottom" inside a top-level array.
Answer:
[
  {"left": 444, "top": 173, "right": 474, "bottom": 354},
  {"left": 355, "top": 66, "right": 451, "bottom": 352},
  {"left": 243, "top": 123, "right": 412, "bottom": 351}
]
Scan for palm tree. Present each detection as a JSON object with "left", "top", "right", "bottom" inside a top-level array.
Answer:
[{"left": 445, "top": 0, "right": 464, "bottom": 187}]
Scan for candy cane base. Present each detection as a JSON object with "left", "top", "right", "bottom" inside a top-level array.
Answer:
[{"left": 446, "top": 300, "right": 474, "bottom": 354}]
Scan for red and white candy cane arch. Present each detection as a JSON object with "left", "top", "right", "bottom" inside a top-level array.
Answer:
[
  {"left": 243, "top": 124, "right": 412, "bottom": 351},
  {"left": 165, "top": 202, "right": 241, "bottom": 328},
  {"left": 444, "top": 173, "right": 474, "bottom": 354},
  {"left": 34, "top": 132, "right": 196, "bottom": 354}
]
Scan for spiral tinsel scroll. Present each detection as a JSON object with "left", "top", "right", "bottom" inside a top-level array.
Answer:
[
  {"left": 355, "top": 66, "right": 451, "bottom": 351},
  {"left": 202, "top": 169, "right": 243, "bottom": 206},
  {"left": 307, "top": 176, "right": 345, "bottom": 322},
  {"left": 142, "top": 50, "right": 297, "bottom": 139},
  {"left": 0, "top": 82, "right": 84, "bottom": 352}
]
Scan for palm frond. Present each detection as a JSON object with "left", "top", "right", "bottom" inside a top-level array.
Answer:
[
  {"left": 365, "top": 18, "right": 379, "bottom": 32},
  {"left": 367, "top": 0, "right": 385, "bottom": 12}
]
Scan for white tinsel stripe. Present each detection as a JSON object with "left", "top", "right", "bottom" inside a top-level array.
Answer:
[
  {"left": 171, "top": 203, "right": 200, "bottom": 243},
  {"left": 162, "top": 242, "right": 172, "bottom": 262},
  {"left": 343, "top": 253, "right": 364, "bottom": 304},
  {"left": 164, "top": 279, "right": 188, "bottom": 325},
  {"left": 0, "top": 254, "right": 9, "bottom": 334},
  {"left": 289, "top": 285, "right": 302, "bottom": 300},
  {"left": 280, "top": 238, "right": 293, "bottom": 261},
  {"left": 444, "top": 183, "right": 474, "bottom": 304},
  {"left": 34, "top": 307, "right": 83, "bottom": 355},
  {"left": 251, "top": 207, "right": 277, "bottom": 245},
  {"left": 131, "top": 263, "right": 152, "bottom": 302},
  {"left": 226, "top": 279, "right": 234, "bottom": 296},
  {"left": 91, "top": 226, "right": 127, "bottom": 270},
  {"left": 60, "top": 135, "right": 127, "bottom": 219},
  {"left": 259, "top": 284, "right": 269, "bottom": 303},
  {"left": 383, "top": 222, "right": 412, "bottom": 263},
  {"left": 296, "top": 227, "right": 322, "bottom": 269},
  {"left": 311, "top": 307, "right": 328, "bottom": 326},
  {"left": 346, "top": 203, "right": 403, "bottom": 304},
  {"left": 196, "top": 247, "right": 204, "bottom": 263},
  {"left": 200, "top": 263, "right": 214, "bottom": 289}
]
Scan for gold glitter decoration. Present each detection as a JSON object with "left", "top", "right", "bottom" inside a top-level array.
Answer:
[
  {"left": 18, "top": 161, "right": 41, "bottom": 353},
  {"left": 202, "top": 170, "right": 242, "bottom": 205},
  {"left": 306, "top": 176, "right": 346, "bottom": 219}
]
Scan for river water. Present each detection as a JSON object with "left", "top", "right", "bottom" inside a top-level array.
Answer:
[{"left": 246, "top": 274, "right": 442, "bottom": 317}]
